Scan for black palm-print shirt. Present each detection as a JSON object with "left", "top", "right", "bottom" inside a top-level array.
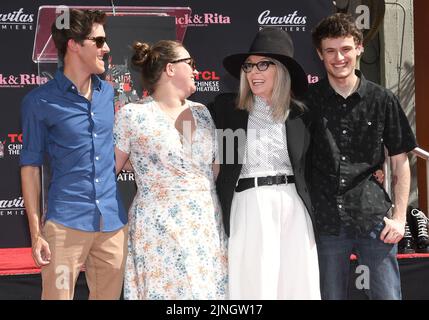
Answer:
[{"left": 307, "top": 70, "right": 417, "bottom": 236}]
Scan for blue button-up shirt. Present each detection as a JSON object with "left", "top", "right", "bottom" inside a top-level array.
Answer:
[{"left": 20, "top": 69, "right": 127, "bottom": 232}]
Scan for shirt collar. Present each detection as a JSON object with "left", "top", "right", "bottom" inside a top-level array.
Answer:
[
  {"left": 253, "top": 95, "right": 271, "bottom": 112},
  {"left": 321, "top": 69, "right": 368, "bottom": 99},
  {"left": 354, "top": 69, "right": 368, "bottom": 98},
  {"left": 55, "top": 68, "right": 103, "bottom": 94}
]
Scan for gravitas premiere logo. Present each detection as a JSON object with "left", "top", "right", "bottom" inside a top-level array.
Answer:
[
  {"left": 0, "top": 73, "right": 48, "bottom": 88},
  {"left": 0, "top": 197, "right": 25, "bottom": 216},
  {"left": 258, "top": 10, "right": 307, "bottom": 32},
  {"left": 176, "top": 12, "right": 231, "bottom": 27},
  {"left": 0, "top": 8, "right": 34, "bottom": 31}
]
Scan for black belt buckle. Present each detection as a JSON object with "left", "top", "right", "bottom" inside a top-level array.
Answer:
[
  {"left": 281, "top": 175, "right": 288, "bottom": 185},
  {"left": 266, "top": 175, "right": 286, "bottom": 185},
  {"left": 274, "top": 175, "right": 286, "bottom": 185}
]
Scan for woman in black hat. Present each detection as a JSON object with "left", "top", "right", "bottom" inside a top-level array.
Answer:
[{"left": 208, "top": 27, "right": 320, "bottom": 299}]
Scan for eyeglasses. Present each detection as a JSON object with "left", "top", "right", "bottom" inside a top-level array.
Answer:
[
  {"left": 85, "top": 36, "right": 107, "bottom": 48},
  {"left": 242, "top": 60, "right": 275, "bottom": 73},
  {"left": 170, "top": 57, "right": 196, "bottom": 70}
]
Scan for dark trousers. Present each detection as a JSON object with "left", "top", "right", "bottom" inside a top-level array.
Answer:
[{"left": 317, "top": 223, "right": 401, "bottom": 300}]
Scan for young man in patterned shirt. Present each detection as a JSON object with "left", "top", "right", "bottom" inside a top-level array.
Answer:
[{"left": 307, "top": 13, "right": 417, "bottom": 300}]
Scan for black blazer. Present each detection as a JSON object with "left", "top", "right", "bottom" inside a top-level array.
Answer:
[{"left": 208, "top": 93, "right": 315, "bottom": 237}]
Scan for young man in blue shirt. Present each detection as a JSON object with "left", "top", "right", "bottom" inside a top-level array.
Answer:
[{"left": 20, "top": 9, "right": 127, "bottom": 300}]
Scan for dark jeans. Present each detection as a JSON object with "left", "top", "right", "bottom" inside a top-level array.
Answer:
[{"left": 317, "top": 223, "right": 401, "bottom": 300}]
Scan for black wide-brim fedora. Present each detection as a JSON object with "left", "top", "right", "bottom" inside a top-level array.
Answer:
[{"left": 223, "top": 27, "right": 308, "bottom": 97}]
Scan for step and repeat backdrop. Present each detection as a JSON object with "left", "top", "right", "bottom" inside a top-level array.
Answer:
[{"left": 0, "top": 0, "right": 341, "bottom": 248}]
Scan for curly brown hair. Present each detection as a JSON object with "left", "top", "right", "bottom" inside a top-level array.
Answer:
[{"left": 311, "top": 13, "right": 363, "bottom": 51}]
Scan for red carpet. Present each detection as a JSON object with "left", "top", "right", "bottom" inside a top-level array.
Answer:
[
  {"left": 0, "top": 248, "right": 40, "bottom": 275},
  {"left": 350, "top": 253, "right": 429, "bottom": 260},
  {"left": 1, "top": 248, "right": 429, "bottom": 277}
]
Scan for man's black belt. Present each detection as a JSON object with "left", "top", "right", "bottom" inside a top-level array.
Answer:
[{"left": 235, "top": 175, "right": 295, "bottom": 193}]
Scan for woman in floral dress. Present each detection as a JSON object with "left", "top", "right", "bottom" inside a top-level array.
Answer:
[{"left": 113, "top": 40, "right": 228, "bottom": 299}]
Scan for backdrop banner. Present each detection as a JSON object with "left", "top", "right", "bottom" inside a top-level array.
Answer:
[{"left": 0, "top": 0, "right": 333, "bottom": 248}]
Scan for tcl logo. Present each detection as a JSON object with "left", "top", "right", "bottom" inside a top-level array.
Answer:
[
  {"left": 194, "top": 71, "right": 220, "bottom": 81},
  {"left": 8, "top": 133, "right": 22, "bottom": 143}
]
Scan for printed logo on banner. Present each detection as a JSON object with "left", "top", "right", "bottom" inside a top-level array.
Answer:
[
  {"left": 258, "top": 10, "right": 307, "bottom": 32},
  {"left": 0, "top": 139, "right": 5, "bottom": 159},
  {"left": 117, "top": 171, "right": 135, "bottom": 182},
  {"left": 0, "top": 8, "right": 34, "bottom": 31},
  {"left": 308, "top": 74, "right": 320, "bottom": 84},
  {"left": 176, "top": 12, "right": 231, "bottom": 27},
  {"left": 0, "top": 73, "right": 48, "bottom": 88},
  {"left": 1, "top": 133, "right": 22, "bottom": 158},
  {"left": 0, "top": 196, "right": 25, "bottom": 216},
  {"left": 195, "top": 69, "right": 221, "bottom": 93}
]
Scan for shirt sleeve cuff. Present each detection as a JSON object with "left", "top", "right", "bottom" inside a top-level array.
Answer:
[
  {"left": 19, "top": 150, "right": 44, "bottom": 166},
  {"left": 387, "top": 143, "right": 418, "bottom": 157}
]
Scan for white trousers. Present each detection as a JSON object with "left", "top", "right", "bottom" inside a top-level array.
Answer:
[{"left": 228, "top": 183, "right": 321, "bottom": 300}]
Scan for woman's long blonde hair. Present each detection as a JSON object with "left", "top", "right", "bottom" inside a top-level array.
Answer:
[{"left": 236, "top": 57, "right": 305, "bottom": 122}]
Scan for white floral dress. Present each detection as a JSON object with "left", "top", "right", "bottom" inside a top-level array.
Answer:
[{"left": 114, "top": 96, "right": 228, "bottom": 299}]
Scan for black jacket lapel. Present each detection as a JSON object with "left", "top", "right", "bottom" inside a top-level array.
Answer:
[{"left": 286, "top": 109, "right": 305, "bottom": 169}]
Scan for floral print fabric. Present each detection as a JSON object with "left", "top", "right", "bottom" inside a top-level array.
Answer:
[{"left": 114, "top": 97, "right": 228, "bottom": 299}]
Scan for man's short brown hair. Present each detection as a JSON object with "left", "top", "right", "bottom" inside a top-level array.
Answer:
[{"left": 51, "top": 9, "right": 106, "bottom": 60}]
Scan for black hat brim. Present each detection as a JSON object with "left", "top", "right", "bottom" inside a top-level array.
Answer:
[{"left": 223, "top": 52, "right": 308, "bottom": 98}]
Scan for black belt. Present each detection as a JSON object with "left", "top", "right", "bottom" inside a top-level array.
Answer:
[{"left": 235, "top": 175, "right": 295, "bottom": 193}]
